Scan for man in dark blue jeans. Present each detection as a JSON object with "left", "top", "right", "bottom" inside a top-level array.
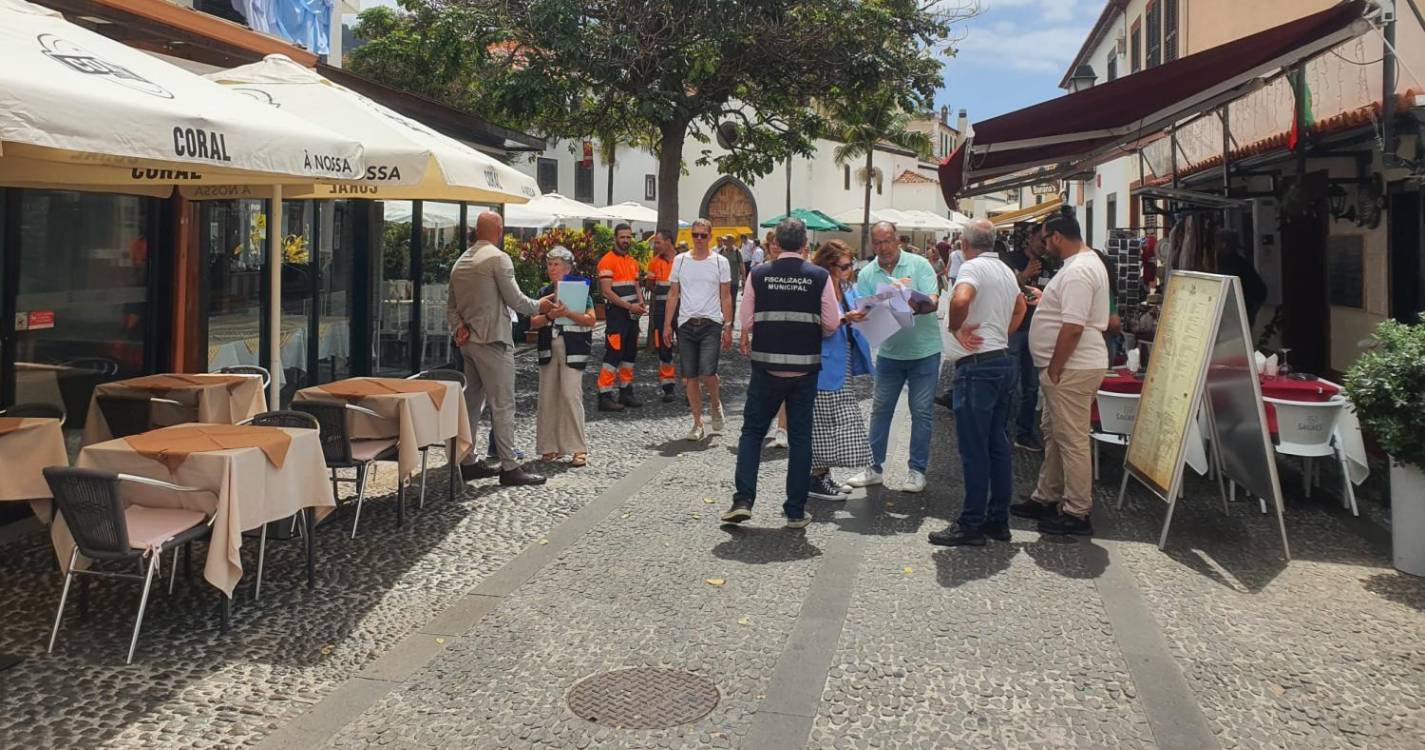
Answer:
[
  {"left": 930, "top": 218, "right": 1027, "bottom": 547},
  {"left": 1002, "top": 222, "right": 1053, "bottom": 452},
  {"left": 721, "top": 217, "right": 841, "bottom": 529}
]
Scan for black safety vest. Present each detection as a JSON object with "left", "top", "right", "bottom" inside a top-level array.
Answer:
[
  {"left": 749, "top": 257, "right": 828, "bottom": 374},
  {"left": 535, "top": 283, "right": 593, "bottom": 369}
]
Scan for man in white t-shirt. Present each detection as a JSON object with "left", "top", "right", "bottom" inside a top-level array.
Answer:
[
  {"left": 1012, "top": 212, "right": 1110, "bottom": 537},
  {"left": 663, "top": 217, "right": 734, "bottom": 441},
  {"left": 929, "top": 218, "right": 1026, "bottom": 548}
]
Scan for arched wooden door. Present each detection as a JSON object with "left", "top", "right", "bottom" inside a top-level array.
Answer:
[{"left": 701, "top": 179, "right": 757, "bottom": 230}]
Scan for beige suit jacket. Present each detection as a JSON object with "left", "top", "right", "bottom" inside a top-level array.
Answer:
[{"left": 446, "top": 241, "right": 540, "bottom": 346}]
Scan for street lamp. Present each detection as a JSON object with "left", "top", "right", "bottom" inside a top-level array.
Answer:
[{"left": 1069, "top": 64, "right": 1098, "bottom": 93}]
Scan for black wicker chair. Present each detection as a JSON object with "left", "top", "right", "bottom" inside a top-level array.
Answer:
[
  {"left": 0, "top": 401, "right": 66, "bottom": 423},
  {"left": 219, "top": 365, "right": 272, "bottom": 389},
  {"left": 62, "top": 357, "right": 119, "bottom": 377},
  {"left": 237, "top": 410, "right": 321, "bottom": 598},
  {"left": 291, "top": 399, "right": 400, "bottom": 539},
  {"left": 96, "top": 394, "right": 182, "bottom": 439},
  {"left": 43, "top": 467, "right": 213, "bottom": 664},
  {"left": 406, "top": 369, "right": 469, "bottom": 506}
]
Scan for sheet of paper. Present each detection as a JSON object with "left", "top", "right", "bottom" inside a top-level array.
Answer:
[
  {"left": 852, "top": 303, "right": 910, "bottom": 348},
  {"left": 556, "top": 281, "right": 589, "bottom": 326}
]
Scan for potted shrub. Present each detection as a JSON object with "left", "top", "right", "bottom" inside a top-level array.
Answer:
[{"left": 1343, "top": 318, "right": 1425, "bottom": 576}]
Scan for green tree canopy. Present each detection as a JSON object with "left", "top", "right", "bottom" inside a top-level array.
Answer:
[{"left": 351, "top": 0, "right": 973, "bottom": 233}]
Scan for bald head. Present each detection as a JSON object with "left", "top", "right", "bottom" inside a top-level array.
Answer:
[{"left": 474, "top": 211, "right": 503, "bottom": 245}]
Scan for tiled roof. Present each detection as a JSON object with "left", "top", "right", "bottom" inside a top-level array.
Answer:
[
  {"left": 893, "top": 170, "right": 937, "bottom": 185},
  {"left": 1144, "top": 89, "right": 1418, "bottom": 185}
]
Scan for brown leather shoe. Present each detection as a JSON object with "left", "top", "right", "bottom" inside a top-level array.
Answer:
[
  {"left": 499, "top": 466, "right": 547, "bottom": 486},
  {"left": 460, "top": 460, "right": 501, "bottom": 481}
]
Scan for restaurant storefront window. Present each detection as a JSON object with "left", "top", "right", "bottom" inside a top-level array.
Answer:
[
  {"left": 202, "top": 198, "right": 358, "bottom": 402},
  {"left": 376, "top": 201, "right": 417, "bottom": 376},
  {"left": 202, "top": 198, "right": 266, "bottom": 382},
  {"left": 420, "top": 202, "right": 464, "bottom": 372},
  {"left": 3, "top": 189, "right": 160, "bottom": 438}
]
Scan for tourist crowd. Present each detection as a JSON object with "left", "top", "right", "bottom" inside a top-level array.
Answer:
[{"left": 445, "top": 209, "right": 1114, "bottom": 545}]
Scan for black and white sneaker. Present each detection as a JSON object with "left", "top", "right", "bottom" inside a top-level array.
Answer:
[
  {"left": 1014, "top": 435, "right": 1045, "bottom": 452},
  {"left": 720, "top": 502, "right": 753, "bottom": 524},
  {"left": 808, "top": 475, "right": 845, "bottom": 501}
]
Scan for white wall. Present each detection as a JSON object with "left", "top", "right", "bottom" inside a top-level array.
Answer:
[{"left": 513, "top": 134, "right": 951, "bottom": 242}]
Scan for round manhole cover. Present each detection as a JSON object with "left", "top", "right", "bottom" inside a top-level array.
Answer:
[{"left": 567, "top": 667, "right": 720, "bottom": 729}]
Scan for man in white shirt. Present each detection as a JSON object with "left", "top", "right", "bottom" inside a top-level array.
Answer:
[
  {"left": 1012, "top": 213, "right": 1110, "bottom": 537},
  {"left": 928, "top": 219, "right": 1026, "bottom": 547},
  {"left": 663, "top": 218, "right": 734, "bottom": 441}
]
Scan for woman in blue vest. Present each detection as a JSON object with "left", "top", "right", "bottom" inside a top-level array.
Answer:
[
  {"left": 531, "top": 246, "right": 595, "bottom": 467},
  {"left": 808, "top": 240, "right": 874, "bottom": 500}
]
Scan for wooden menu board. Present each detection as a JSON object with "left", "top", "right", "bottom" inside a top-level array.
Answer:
[
  {"left": 1120, "top": 271, "right": 1289, "bottom": 559},
  {"left": 1125, "top": 274, "right": 1223, "bottom": 495}
]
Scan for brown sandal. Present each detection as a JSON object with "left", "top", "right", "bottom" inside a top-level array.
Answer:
[
  {"left": 571, "top": 453, "right": 588, "bottom": 467},
  {"left": 541, "top": 453, "right": 560, "bottom": 462}
]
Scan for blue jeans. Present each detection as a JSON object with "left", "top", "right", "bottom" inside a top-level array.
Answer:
[
  {"left": 952, "top": 354, "right": 1015, "bottom": 530},
  {"left": 1008, "top": 330, "right": 1039, "bottom": 442},
  {"left": 734, "top": 370, "right": 817, "bottom": 519},
  {"left": 868, "top": 353, "right": 939, "bottom": 473}
]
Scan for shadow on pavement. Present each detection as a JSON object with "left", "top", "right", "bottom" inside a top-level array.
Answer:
[
  {"left": 1360, "top": 571, "right": 1425, "bottom": 613},
  {"left": 933, "top": 543, "right": 1019, "bottom": 588},
  {"left": 712, "top": 526, "right": 824, "bottom": 564}
]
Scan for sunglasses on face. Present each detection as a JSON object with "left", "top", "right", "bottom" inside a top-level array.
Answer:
[
  {"left": 834, "top": 262, "right": 853, "bottom": 271},
  {"left": 691, "top": 232, "right": 710, "bottom": 239}
]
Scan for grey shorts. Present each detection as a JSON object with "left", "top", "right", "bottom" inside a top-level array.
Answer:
[{"left": 677, "top": 319, "right": 722, "bottom": 378}]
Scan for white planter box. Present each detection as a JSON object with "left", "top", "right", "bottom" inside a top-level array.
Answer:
[{"left": 1392, "top": 460, "right": 1425, "bottom": 577}]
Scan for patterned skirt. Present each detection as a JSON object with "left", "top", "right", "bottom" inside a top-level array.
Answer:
[{"left": 812, "top": 344, "right": 872, "bottom": 470}]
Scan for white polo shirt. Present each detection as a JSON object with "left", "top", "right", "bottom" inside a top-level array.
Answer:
[
  {"left": 944, "top": 251, "right": 1020, "bottom": 363},
  {"left": 1028, "top": 249, "right": 1110, "bottom": 370}
]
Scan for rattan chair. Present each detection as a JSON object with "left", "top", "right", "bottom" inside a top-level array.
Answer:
[
  {"left": 219, "top": 365, "right": 272, "bottom": 389},
  {"left": 43, "top": 467, "right": 214, "bottom": 664},
  {"left": 291, "top": 399, "right": 400, "bottom": 539},
  {"left": 406, "top": 369, "right": 468, "bottom": 506},
  {"left": 0, "top": 401, "right": 66, "bottom": 423},
  {"left": 96, "top": 394, "right": 182, "bottom": 439},
  {"left": 239, "top": 410, "right": 320, "bottom": 599}
]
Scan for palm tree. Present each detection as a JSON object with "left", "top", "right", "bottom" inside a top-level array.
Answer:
[{"left": 829, "top": 91, "right": 933, "bottom": 253}]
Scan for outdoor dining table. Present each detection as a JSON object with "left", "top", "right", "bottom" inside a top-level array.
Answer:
[
  {"left": 1095, "top": 368, "right": 1369, "bottom": 485},
  {"left": 292, "top": 377, "right": 473, "bottom": 482},
  {"left": 81, "top": 373, "right": 268, "bottom": 445},
  {"left": 0, "top": 417, "right": 70, "bottom": 521},
  {"left": 63, "top": 423, "right": 336, "bottom": 600}
]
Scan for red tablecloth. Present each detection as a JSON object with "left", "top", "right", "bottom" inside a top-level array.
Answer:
[{"left": 1094, "top": 369, "right": 1340, "bottom": 432}]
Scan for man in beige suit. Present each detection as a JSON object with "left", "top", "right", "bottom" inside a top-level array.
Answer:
[{"left": 447, "top": 210, "right": 555, "bottom": 486}]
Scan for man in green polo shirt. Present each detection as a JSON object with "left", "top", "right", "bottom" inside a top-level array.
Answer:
[{"left": 846, "top": 221, "right": 943, "bottom": 493}]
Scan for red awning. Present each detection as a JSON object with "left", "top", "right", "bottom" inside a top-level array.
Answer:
[{"left": 940, "top": 0, "right": 1372, "bottom": 201}]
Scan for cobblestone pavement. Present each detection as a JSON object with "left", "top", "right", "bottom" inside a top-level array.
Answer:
[{"left": 3, "top": 320, "right": 1424, "bottom": 750}]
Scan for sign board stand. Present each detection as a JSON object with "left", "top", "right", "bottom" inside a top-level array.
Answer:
[{"left": 1117, "top": 272, "right": 1289, "bottom": 559}]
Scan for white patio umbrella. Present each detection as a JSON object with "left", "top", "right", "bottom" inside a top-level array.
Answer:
[
  {"left": 600, "top": 201, "right": 660, "bottom": 224},
  {"left": 505, "top": 193, "right": 618, "bottom": 228},
  {"left": 899, "top": 209, "right": 961, "bottom": 232},
  {"left": 830, "top": 206, "right": 901, "bottom": 226},
  {"left": 0, "top": 0, "right": 363, "bottom": 188},
  {"left": 0, "top": 0, "right": 369, "bottom": 408},
  {"left": 198, "top": 55, "right": 538, "bottom": 204}
]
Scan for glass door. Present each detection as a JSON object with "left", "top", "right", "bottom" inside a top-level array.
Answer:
[
  {"left": 202, "top": 198, "right": 267, "bottom": 379},
  {"left": 4, "top": 189, "right": 159, "bottom": 441}
]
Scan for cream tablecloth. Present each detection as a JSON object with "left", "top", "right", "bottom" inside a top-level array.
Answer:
[
  {"left": 65, "top": 424, "right": 334, "bottom": 597},
  {"left": 82, "top": 373, "right": 267, "bottom": 445},
  {"left": 293, "top": 378, "right": 472, "bottom": 479},
  {"left": 0, "top": 418, "right": 69, "bottom": 523}
]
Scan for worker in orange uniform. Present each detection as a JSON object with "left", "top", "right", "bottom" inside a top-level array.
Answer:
[
  {"left": 596, "top": 223, "right": 647, "bottom": 411},
  {"left": 644, "top": 228, "right": 679, "bottom": 402}
]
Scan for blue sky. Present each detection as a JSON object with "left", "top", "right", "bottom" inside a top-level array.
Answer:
[{"left": 936, "top": 0, "right": 1103, "bottom": 124}]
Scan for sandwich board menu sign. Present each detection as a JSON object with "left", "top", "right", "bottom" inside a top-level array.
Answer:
[{"left": 1119, "top": 271, "right": 1289, "bottom": 559}]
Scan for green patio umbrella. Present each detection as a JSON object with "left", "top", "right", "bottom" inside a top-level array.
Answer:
[{"left": 759, "top": 208, "right": 851, "bottom": 232}]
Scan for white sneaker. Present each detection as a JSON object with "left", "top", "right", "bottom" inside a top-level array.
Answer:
[
  {"left": 710, "top": 405, "right": 725, "bottom": 434},
  {"left": 846, "top": 468, "right": 882, "bottom": 487},
  {"left": 902, "top": 470, "right": 927, "bottom": 493},
  {"left": 685, "top": 423, "right": 706, "bottom": 442},
  {"left": 770, "top": 428, "right": 788, "bottom": 449}
]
